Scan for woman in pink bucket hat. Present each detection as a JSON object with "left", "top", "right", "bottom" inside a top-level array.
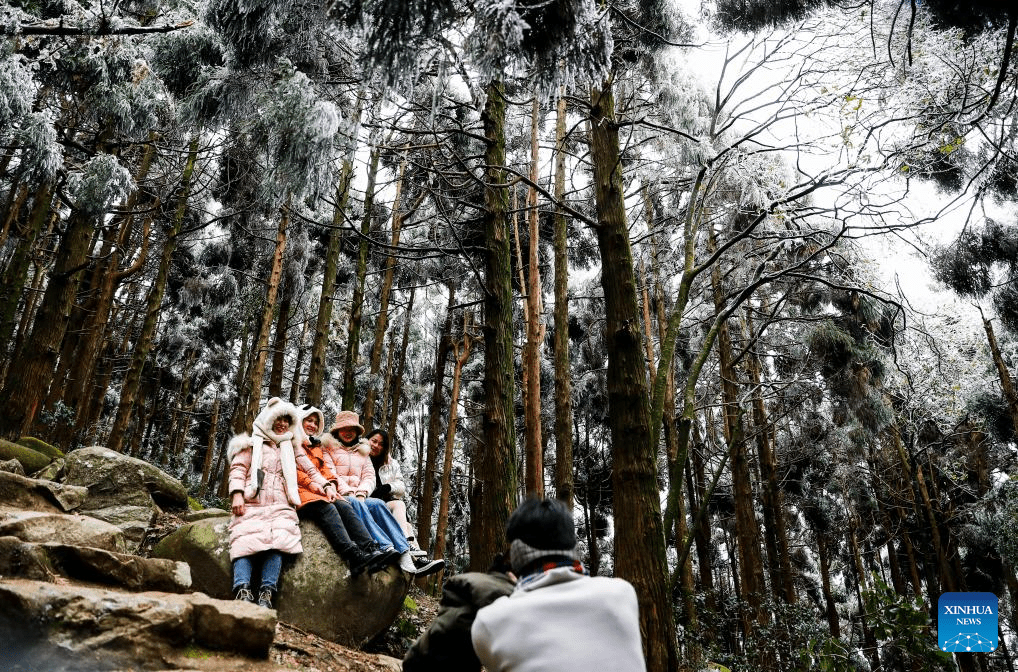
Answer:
[{"left": 319, "top": 410, "right": 444, "bottom": 577}]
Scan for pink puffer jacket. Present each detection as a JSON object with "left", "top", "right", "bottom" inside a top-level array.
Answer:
[
  {"left": 228, "top": 438, "right": 303, "bottom": 560},
  {"left": 321, "top": 434, "right": 375, "bottom": 497}
]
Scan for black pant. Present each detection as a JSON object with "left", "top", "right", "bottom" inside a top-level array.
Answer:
[{"left": 298, "top": 499, "right": 376, "bottom": 559}]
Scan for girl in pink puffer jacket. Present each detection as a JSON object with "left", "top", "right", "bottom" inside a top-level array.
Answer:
[{"left": 227, "top": 397, "right": 303, "bottom": 609}]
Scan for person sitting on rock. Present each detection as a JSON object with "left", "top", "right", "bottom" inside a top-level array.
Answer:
[
  {"left": 292, "top": 403, "right": 396, "bottom": 576},
  {"left": 322, "top": 410, "right": 444, "bottom": 577},
  {"left": 227, "top": 397, "right": 303, "bottom": 610},
  {"left": 366, "top": 428, "right": 426, "bottom": 557}
]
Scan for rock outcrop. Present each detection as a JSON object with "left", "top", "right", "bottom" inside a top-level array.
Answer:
[
  {"left": 0, "top": 509, "right": 129, "bottom": 552},
  {"left": 0, "top": 468, "right": 87, "bottom": 512},
  {"left": 153, "top": 515, "right": 411, "bottom": 647},
  {"left": 62, "top": 446, "right": 189, "bottom": 549},
  {"left": 0, "top": 578, "right": 277, "bottom": 671}
]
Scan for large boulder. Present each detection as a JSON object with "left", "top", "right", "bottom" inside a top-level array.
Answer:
[
  {"left": 64, "top": 446, "right": 189, "bottom": 509},
  {"left": 0, "top": 509, "right": 129, "bottom": 553},
  {"left": 152, "top": 515, "right": 410, "bottom": 646},
  {"left": 0, "top": 578, "right": 277, "bottom": 670},
  {"left": 0, "top": 470, "right": 88, "bottom": 513},
  {"left": 63, "top": 447, "right": 188, "bottom": 548}
]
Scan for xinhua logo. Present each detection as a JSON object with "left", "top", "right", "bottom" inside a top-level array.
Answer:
[{"left": 938, "top": 592, "right": 998, "bottom": 652}]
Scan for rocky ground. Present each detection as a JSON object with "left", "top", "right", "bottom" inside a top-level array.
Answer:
[{"left": 156, "top": 587, "right": 440, "bottom": 672}]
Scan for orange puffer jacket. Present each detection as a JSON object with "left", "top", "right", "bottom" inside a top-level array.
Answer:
[{"left": 296, "top": 440, "right": 337, "bottom": 507}]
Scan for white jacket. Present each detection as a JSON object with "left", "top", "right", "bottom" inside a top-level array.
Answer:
[
  {"left": 375, "top": 455, "right": 407, "bottom": 499},
  {"left": 471, "top": 566, "right": 646, "bottom": 672}
]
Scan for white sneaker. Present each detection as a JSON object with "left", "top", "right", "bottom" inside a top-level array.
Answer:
[{"left": 398, "top": 551, "right": 417, "bottom": 573}]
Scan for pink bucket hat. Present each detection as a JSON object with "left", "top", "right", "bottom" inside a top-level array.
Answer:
[{"left": 331, "top": 410, "right": 364, "bottom": 436}]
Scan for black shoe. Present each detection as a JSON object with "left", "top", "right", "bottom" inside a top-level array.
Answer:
[
  {"left": 412, "top": 557, "right": 445, "bottom": 578},
  {"left": 234, "top": 584, "right": 254, "bottom": 602},
  {"left": 257, "top": 586, "right": 275, "bottom": 609},
  {"left": 367, "top": 547, "right": 401, "bottom": 574},
  {"left": 346, "top": 550, "right": 374, "bottom": 578}
]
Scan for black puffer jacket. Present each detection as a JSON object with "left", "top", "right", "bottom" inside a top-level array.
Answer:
[{"left": 403, "top": 571, "right": 515, "bottom": 672}]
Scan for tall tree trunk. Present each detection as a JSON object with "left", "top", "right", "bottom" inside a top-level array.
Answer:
[
  {"left": 4, "top": 260, "right": 45, "bottom": 386},
  {"left": 386, "top": 283, "right": 416, "bottom": 440},
  {"left": 710, "top": 239, "right": 767, "bottom": 638},
  {"left": 0, "top": 181, "right": 53, "bottom": 362},
  {"left": 980, "top": 310, "right": 1018, "bottom": 437},
  {"left": 107, "top": 137, "right": 200, "bottom": 452},
  {"left": 201, "top": 394, "right": 221, "bottom": 494},
  {"left": 418, "top": 283, "right": 456, "bottom": 551},
  {"left": 817, "top": 533, "right": 841, "bottom": 638},
  {"left": 552, "top": 90, "right": 574, "bottom": 506},
  {"left": 362, "top": 152, "right": 408, "bottom": 429},
  {"left": 342, "top": 147, "right": 380, "bottom": 410},
  {"left": 589, "top": 78, "right": 676, "bottom": 672},
  {"left": 689, "top": 420, "right": 717, "bottom": 613},
  {"left": 742, "top": 311, "right": 795, "bottom": 604},
  {"left": 523, "top": 95, "right": 544, "bottom": 496},
  {"left": 0, "top": 204, "right": 96, "bottom": 439},
  {"left": 244, "top": 199, "right": 290, "bottom": 425},
  {"left": 268, "top": 283, "right": 293, "bottom": 398},
  {"left": 306, "top": 150, "right": 357, "bottom": 406},
  {"left": 432, "top": 314, "right": 474, "bottom": 579},
  {"left": 289, "top": 316, "right": 309, "bottom": 402},
  {"left": 889, "top": 425, "right": 956, "bottom": 592},
  {"left": 470, "top": 78, "right": 519, "bottom": 572},
  {"left": 58, "top": 143, "right": 157, "bottom": 444}
]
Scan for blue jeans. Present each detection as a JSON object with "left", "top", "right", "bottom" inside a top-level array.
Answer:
[
  {"left": 298, "top": 499, "right": 376, "bottom": 558},
  {"left": 346, "top": 496, "right": 409, "bottom": 553},
  {"left": 233, "top": 550, "right": 283, "bottom": 590}
]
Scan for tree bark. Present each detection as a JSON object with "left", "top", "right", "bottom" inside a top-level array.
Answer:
[
  {"left": 589, "top": 78, "right": 676, "bottom": 672},
  {"left": 0, "top": 181, "right": 53, "bottom": 362},
  {"left": 742, "top": 310, "right": 795, "bottom": 605},
  {"left": 306, "top": 149, "right": 357, "bottom": 406},
  {"left": 386, "top": 283, "right": 416, "bottom": 440},
  {"left": 107, "top": 137, "right": 199, "bottom": 452},
  {"left": 552, "top": 90, "right": 574, "bottom": 507},
  {"left": 200, "top": 394, "right": 221, "bottom": 494},
  {"left": 523, "top": 95, "right": 544, "bottom": 496},
  {"left": 710, "top": 239, "right": 767, "bottom": 635},
  {"left": 0, "top": 201, "right": 96, "bottom": 439},
  {"left": 418, "top": 282, "right": 456, "bottom": 551},
  {"left": 470, "top": 78, "right": 519, "bottom": 572},
  {"left": 267, "top": 282, "right": 293, "bottom": 398},
  {"left": 433, "top": 314, "right": 473, "bottom": 578},
  {"left": 981, "top": 310, "right": 1018, "bottom": 438},
  {"left": 362, "top": 151, "right": 407, "bottom": 429},
  {"left": 341, "top": 147, "right": 380, "bottom": 410},
  {"left": 244, "top": 199, "right": 290, "bottom": 425}
]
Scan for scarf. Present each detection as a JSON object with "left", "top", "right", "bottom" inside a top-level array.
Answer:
[{"left": 245, "top": 421, "right": 301, "bottom": 506}]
